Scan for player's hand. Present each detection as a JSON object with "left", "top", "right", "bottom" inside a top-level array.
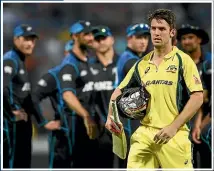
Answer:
[
  {"left": 191, "top": 127, "right": 201, "bottom": 144},
  {"left": 154, "top": 124, "right": 178, "bottom": 144},
  {"left": 83, "top": 115, "right": 97, "bottom": 140},
  {"left": 44, "top": 120, "right": 61, "bottom": 131},
  {"left": 105, "top": 116, "right": 122, "bottom": 135},
  {"left": 13, "top": 109, "right": 28, "bottom": 122}
]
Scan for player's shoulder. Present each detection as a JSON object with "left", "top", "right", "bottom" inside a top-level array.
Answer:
[
  {"left": 204, "top": 51, "right": 212, "bottom": 61},
  {"left": 119, "top": 50, "right": 138, "bottom": 61},
  {"left": 61, "top": 53, "right": 79, "bottom": 67},
  {"left": 58, "top": 55, "right": 80, "bottom": 75},
  {"left": 3, "top": 49, "right": 19, "bottom": 61},
  {"left": 48, "top": 64, "right": 62, "bottom": 75},
  {"left": 142, "top": 51, "right": 153, "bottom": 61},
  {"left": 137, "top": 51, "right": 153, "bottom": 67},
  {"left": 3, "top": 50, "right": 20, "bottom": 70},
  {"left": 175, "top": 47, "right": 194, "bottom": 65}
]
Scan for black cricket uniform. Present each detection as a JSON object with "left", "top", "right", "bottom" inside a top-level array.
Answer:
[
  {"left": 89, "top": 54, "right": 120, "bottom": 168},
  {"left": 3, "top": 93, "right": 14, "bottom": 168},
  {"left": 3, "top": 47, "right": 46, "bottom": 168},
  {"left": 57, "top": 51, "right": 97, "bottom": 168},
  {"left": 199, "top": 59, "right": 212, "bottom": 167},
  {"left": 190, "top": 55, "right": 212, "bottom": 169},
  {"left": 31, "top": 67, "right": 73, "bottom": 168}
]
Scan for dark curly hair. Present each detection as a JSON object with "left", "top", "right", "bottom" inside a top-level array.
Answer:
[{"left": 148, "top": 9, "right": 176, "bottom": 29}]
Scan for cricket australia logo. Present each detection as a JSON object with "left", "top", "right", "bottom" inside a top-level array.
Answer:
[{"left": 166, "top": 65, "right": 177, "bottom": 73}]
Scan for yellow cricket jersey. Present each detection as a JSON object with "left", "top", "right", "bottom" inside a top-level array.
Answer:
[{"left": 118, "top": 46, "right": 203, "bottom": 131}]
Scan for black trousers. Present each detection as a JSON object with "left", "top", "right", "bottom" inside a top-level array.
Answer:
[
  {"left": 3, "top": 119, "right": 15, "bottom": 168},
  {"left": 192, "top": 141, "right": 212, "bottom": 168},
  {"left": 13, "top": 119, "right": 32, "bottom": 168},
  {"left": 48, "top": 130, "right": 72, "bottom": 168},
  {"left": 71, "top": 116, "right": 99, "bottom": 168},
  {"left": 95, "top": 127, "right": 116, "bottom": 168},
  {"left": 3, "top": 129, "right": 10, "bottom": 168}
]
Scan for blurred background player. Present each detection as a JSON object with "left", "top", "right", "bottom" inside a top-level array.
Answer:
[
  {"left": 57, "top": 20, "right": 98, "bottom": 168},
  {"left": 115, "top": 22, "right": 150, "bottom": 167},
  {"left": 199, "top": 59, "right": 212, "bottom": 151},
  {"left": 90, "top": 25, "right": 121, "bottom": 168},
  {"left": 177, "top": 24, "right": 212, "bottom": 169},
  {"left": 3, "top": 24, "right": 58, "bottom": 168},
  {"left": 31, "top": 40, "right": 75, "bottom": 168}
]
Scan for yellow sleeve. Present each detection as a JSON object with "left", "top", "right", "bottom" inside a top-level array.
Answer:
[
  {"left": 118, "top": 63, "right": 136, "bottom": 90},
  {"left": 182, "top": 54, "right": 203, "bottom": 93}
]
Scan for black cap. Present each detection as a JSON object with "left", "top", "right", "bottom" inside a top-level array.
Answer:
[
  {"left": 13, "top": 24, "right": 39, "bottom": 38},
  {"left": 177, "top": 24, "right": 209, "bottom": 45},
  {"left": 92, "top": 25, "right": 112, "bottom": 38}
]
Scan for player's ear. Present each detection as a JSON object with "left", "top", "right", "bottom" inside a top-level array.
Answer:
[
  {"left": 13, "top": 36, "right": 20, "bottom": 46},
  {"left": 170, "top": 29, "right": 176, "bottom": 38},
  {"left": 197, "top": 37, "right": 202, "bottom": 44},
  {"left": 127, "top": 36, "right": 132, "bottom": 42},
  {"left": 111, "top": 36, "right": 115, "bottom": 45},
  {"left": 72, "top": 34, "right": 78, "bottom": 41}
]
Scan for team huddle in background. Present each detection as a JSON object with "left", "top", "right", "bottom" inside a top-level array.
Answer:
[{"left": 3, "top": 8, "right": 212, "bottom": 169}]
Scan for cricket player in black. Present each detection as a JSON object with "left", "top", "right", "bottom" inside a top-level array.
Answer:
[
  {"left": 177, "top": 24, "right": 212, "bottom": 168},
  {"left": 57, "top": 20, "right": 98, "bottom": 168},
  {"left": 3, "top": 24, "right": 59, "bottom": 168},
  {"left": 31, "top": 40, "right": 74, "bottom": 168},
  {"left": 90, "top": 25, "right": 120, "bottom": 168}
]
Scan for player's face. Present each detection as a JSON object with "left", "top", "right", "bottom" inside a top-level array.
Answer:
[
  {"left": 78, "top": 32, "right": 94, "bottom": 48},
  {"left": 181, "top": 33, "right": 201, "bottom": 53},
  {"left": 93, "top": 36, "right": 114, "bottom": 53},
  {"left": 150, "top": 19, "right": 175, "bottom": 48},
  {"left": 130, "top": 35, "right": 149, "bottom": 53},
  {"left": 14, "top": 36, "right": 37, "bottom": 56}
]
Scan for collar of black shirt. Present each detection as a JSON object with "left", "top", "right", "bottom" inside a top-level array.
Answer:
[
  {"left": 95, "top": 52, "right": 119, "bottom": 67},
  {"left": 13, "top": 45, "right": 26, "bottom": 61},
  {"left": 69, "top": 49, "right": 89, "bottom": 62},
  {"left": 126, "top": 47, "right": 143, "bottom": 58},
  {"left": 194, "top": 49, "right": 206, "bottom": 65}
]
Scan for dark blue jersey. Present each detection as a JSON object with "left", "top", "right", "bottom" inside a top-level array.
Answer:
[
  {"left": 58, "top": 51, "right": 94, "bottom": 113},
  {"left": 116, "top": 47, "right": 140, "bottom": 86},
  {"left": 89, "top": 54, "right": 119, "bottom": 124},
  {"left": 3, "top": 48, "right": 46, "bottom": 125}
]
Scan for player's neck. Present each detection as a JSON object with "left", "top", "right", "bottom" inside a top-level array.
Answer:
[
  {"left": 96, "top": 47, "right": 114, "bottom": 67},
  {"left": 153, "top": 43, "right": 173, "bottom": 59},
  {"left": 188, "top": 47, "right": 202, "bottom": 64},
  {"left": 72, "top": 44, "right": 87, "bottom": 62}
]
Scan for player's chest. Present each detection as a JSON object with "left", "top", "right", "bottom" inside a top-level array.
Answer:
[
  {"left": 13, "top": 62, "right": 30, "bottom": 89},
  {"left": 140, "top": 61, "right": 179, "bottom": 87},
  {"left": 90, "top": 63, "right": 117, "bottom": 82}
]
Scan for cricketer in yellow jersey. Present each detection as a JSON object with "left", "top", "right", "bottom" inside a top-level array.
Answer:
[{"left": 105, "top": 9, "right": 203, "bottom": 169}]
